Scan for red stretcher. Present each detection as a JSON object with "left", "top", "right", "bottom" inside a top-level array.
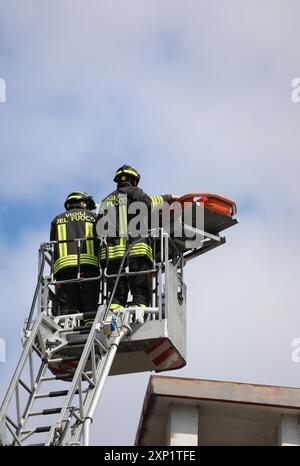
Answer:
[
  {"left": 159, "top": 192, "right": 238, "bottom": 257},
  {"left": 176, "top": 193, "right": 237, "bottom": 217}
]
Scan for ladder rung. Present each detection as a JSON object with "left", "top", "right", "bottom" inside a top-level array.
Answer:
[
  {"left": 27, "top": 443, "right": 45, "bottom": 446},
  {"left": 40, "top": 374, "right": 70, "bottom": 381},
  {"left": 48, "top": 390, "right": 70, "bottom": 398},
  {"left": 43, "top": 408, "right": 61, "bottom": 415},
  {"left": 28, "top": 408, "right": 62, "bottom": 416},
  {"left": 48, "top": 357, "right": 75, "bottom": 363},
  {"left": 35, "top": 426, "right": 51, "bottom": 433},
  {"left": 21, "top": 426, "right": 51, "bottom": 434},
  {"left": 35, "top": 389, "right": 82, "bottom": 399}
]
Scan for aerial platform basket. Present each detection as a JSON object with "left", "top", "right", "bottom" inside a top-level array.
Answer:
[
  {"left": 29, "top": 193, "right": 238, "bottom": 380},
  {"left": 38, "top": 237, "right": 187, "bottom": 380}
]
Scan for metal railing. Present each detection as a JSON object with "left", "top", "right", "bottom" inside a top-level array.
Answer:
[{"left": 24, "top": 229, "right": 186, "bottom": 336}]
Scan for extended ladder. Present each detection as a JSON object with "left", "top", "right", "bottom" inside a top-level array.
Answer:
[{"left": 0, "top": 305, "right": 131, "bottom": 446}]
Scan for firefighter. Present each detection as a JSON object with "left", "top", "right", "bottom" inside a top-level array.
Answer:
[
  {"left": 97, "top": 165, "right": 174, "bottom": 310},
  {"left": 50, "top": 191, "right": 99, "bottom": 323}
]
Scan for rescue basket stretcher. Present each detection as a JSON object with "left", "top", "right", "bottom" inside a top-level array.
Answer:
[
  {"left": 157, "top": 192, "right": 238, "bottom": 259},
  {"left": 177, "top": 192, "right": 237, "bottom": 234}
]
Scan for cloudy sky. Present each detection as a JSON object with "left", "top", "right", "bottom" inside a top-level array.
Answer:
[{"left": 0, "top": 0, "right": 300, "bottom": 446}]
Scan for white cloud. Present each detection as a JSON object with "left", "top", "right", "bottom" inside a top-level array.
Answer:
[
  {"left": 0, "top": 0, "right": 300, "bottom": 445},
  {"left": 0, "top": 0, "right": 299, "bottom": 204}
]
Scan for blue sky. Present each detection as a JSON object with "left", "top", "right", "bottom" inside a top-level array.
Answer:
[{"left": 1, "top": 0, "right": 300, "bottom": 446}]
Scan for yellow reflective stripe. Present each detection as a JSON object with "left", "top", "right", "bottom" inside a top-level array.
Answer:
[
  {"left": 130, "top": 251, "right": 153, "bottom": 261},
  {"left": 131, "top": 243, "right": 152, "bottom": 250},
  {"left": 119, "top": 201, "right": 128, "bottom": 246},
  {"left": 101, "top": 248, "right": 129, "bottom": 259},
  {"left": 57, "top": 225, "right": 63, "bottom": 257},
  {"left": 101, "top": 252, "right": 125, "bottom": 260},
  {"left": 54, "top": 254, "right": 98, "bottom": 265},
  {"left": 150, "top": 196, "right": 157, "bottom": 207},
  {"left": 85, "top": 222, "right": 94, "bottom": 256},
  {"left": 130, "top": 244, "right": 153, "bottom": 251},
  {"left": 101, "top": 243, "right": 152, "bottom": 254},
  {"left": 115, "top": 169, "right": 138, "bottom": 178},
  {"left": 53, "top": 261, "right": 98, "bottom": 273},
  {"left": 55, "top": 253, "right": 98, "bottom": 260},
  {"left": 101, "top": 252, "right": 153, "bottom": 261},
  {"left": 84, "top": 320, "right": 94, "bottom": 327},
  {"left": 150, "top": 195, "right": 164, "bottom": 209},
  {"left": 56, "top": 256, "right": 98, "bottom": 265},
  {"left": 101, "top": 246, "right": 127, "bottom": 252},
  {"left": 57, "top": 224, "right": 67, "bottom": 257},
  {"left": 129, "top": 250, "right": 152, "bottom": 255},
  {"left": 100, "top": 240, "right": 153, "bottom": 261},
  {"left": 101, "top": 248, "right": 127, "bottom": 259},
  {"left": 130, "top": 244, "right": 153, "bottom": 261},
  {"left": 62, "top": 225, "right": 67, "bottom": 256},
  {"left": 110, "top": 304, "right": 125, "bottom": 310},
  {"left": 67, "top": 195, "right": 83, "bottom": 200},
  {"left": 100, "top": 245, "right": 127, "bottom": 254},
  {"left": 53, "top": 254, "right": 98, "bottom": 274}
]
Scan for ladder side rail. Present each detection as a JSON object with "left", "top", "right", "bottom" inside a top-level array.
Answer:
[
  {"left": 14, "top": 361, "right": 49, "bottom": 444},
  {"left": 51, "top": 343, "right": 112, "bottom": 446},
  {"left": 61, "top": 351, "right": 110, "bottom": 446},
  {"left": 52, "top": 240, "right": 137, "bottom": 445},
  {"left": 149, "top": 233, "right": 157, "bottom": 312},
  {"left": 82, "top": 324, "right": 130, "bottom": 446},
  {"left": 40, "top": 277, "right": 50, "bottom": 315},
  {"left": 152, "top": 232, "right": 157, "bottom": 309},
  {"left": 163, "top": 231, "right": 170, "bottom": 320},
  {"left": 0, "top": 312, "right": 44, "bottom": 421},
  {"left": 44, "top": 305, "right": 107, "bottom": 445},
  {"left": 76, "top": 239, "right": 81, "bottom": 279},
  {"left": 25, "top": 250, "right": 46, "bottom": 333},
  {"left": 157, "top": 228, "right": 164, "bottom": 320},
  {"left": 37, "top": 247, "right": 42, "bottom": 319}
]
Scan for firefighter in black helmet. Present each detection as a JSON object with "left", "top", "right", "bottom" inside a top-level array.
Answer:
[
  {"left": 50, "top": 191, "right": 99, "bottom": 322},
  {"left": 96, "top": 165, "right": 173, "bottom": 310}
]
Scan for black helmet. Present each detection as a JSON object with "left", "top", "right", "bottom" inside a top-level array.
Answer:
[
  {"left": 64, "top": 191, "right": 96, "bottom": 211},
  {"left": 113, "top": 165, "right": 141, "bottom": 185}
]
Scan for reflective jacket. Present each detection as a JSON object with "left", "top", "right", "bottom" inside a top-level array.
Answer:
[
  {"left": 97, "top": 181, "right": 172, "bottom": 263},
  {"left": 50, "top": 208, "right": 99, "bottom": 275}
]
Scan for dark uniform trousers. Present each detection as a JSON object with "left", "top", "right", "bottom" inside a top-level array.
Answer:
[
  {"left": 106, "top": 257, "right": 152, "bottom": 308},
  {"left": 55, "top": 265, "right": 99, "bottom": 315}
]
